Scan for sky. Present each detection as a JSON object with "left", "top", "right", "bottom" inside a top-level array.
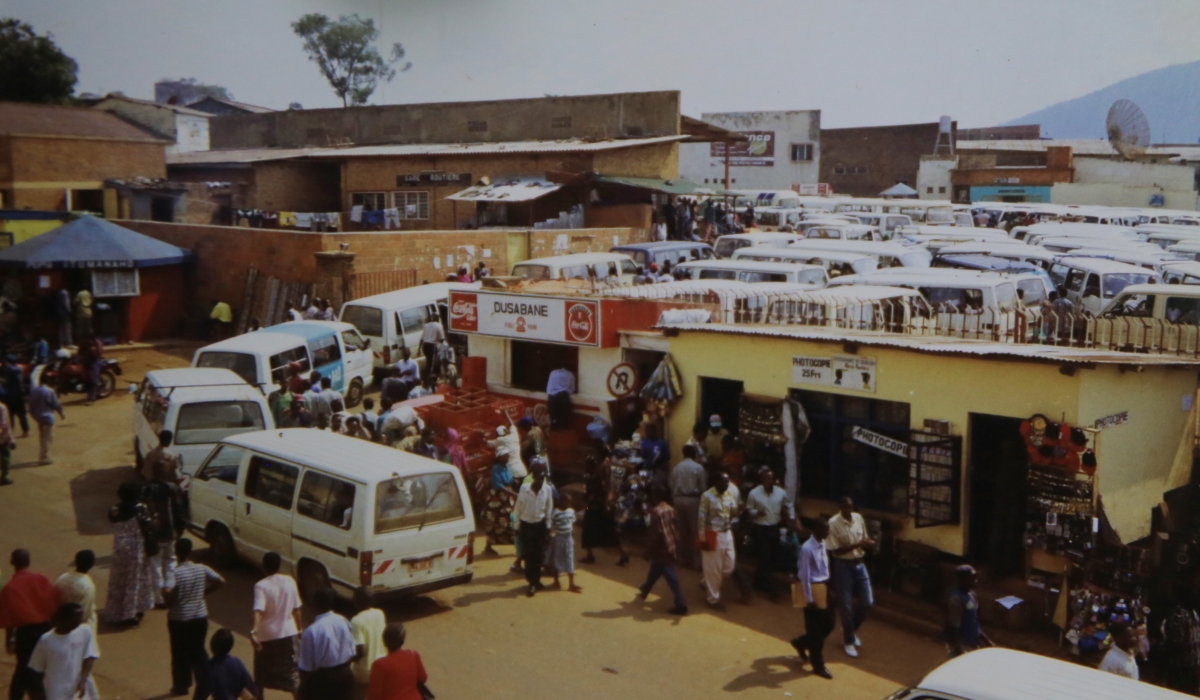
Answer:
[{"left": 9, "top": 0, "right": 1200, "bottom": 129}]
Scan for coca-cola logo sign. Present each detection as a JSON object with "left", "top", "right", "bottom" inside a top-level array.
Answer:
[
  {"left": 566, "top": 302, "right": 596, "bottom": 343},
  {"left": 448, "top": 293, "right": 478, "bottom": 332}
]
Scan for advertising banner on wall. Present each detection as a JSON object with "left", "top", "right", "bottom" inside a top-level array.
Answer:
[
  {"left": 791, "top": 354, "right": 877, "bottom": 393},
  {"left": 449, "top": 291, "right": 600, "bottom": 347},
  {"left": 710, "top": 131, "right": 775, "bottom": 166}
]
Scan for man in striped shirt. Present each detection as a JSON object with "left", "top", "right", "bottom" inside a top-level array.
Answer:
[{"left": 162, "top": 538, "right": 224, "bottom": 698}]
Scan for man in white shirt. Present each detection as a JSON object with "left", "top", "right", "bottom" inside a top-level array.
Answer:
[
  {"left": 393, "top": 347, "right": 420, "bottom": 397},
  {"left": 545, "top": 368, "right": 576, "bottom": 430},
  {"left": 377, "top": 399, "right": 422, "bottom": 445},
  {"left": 669, "top": 445, "right": 707, "bottom": 571},
  {"left": 251, "top": 552, "right": 302, "bottom": 699},
  {"left": 303, "top": 300, "right": 321, "bottom": 320},
  {"left": 826, "top": 496, "right": 875, "bottom": 658},
  {"left": 790, "top": 518, "right": 834, "bottom": 680},
  {"left": 303, "top": 377, "right": 331, "bottom": 426},
  {"left": 746, "top": 469, "right": 794, "bottom": 598},
  {"left": 349, "top": 587, "right": 386, "bottom": 700},
  {"left": 27, "top": 603, "right": 99, "bottom": 700},
  {"left": 697, "top": 471, "right": 748, "bottom": 609},
  {"left": 318, "top": 377, "right": 342, "bottom": 414},
  {"left": 1099, "top": 624, "right": 1140, "bottom": 680},
  {"left": 420, "top": 319, "right": 445, "bottom": 378},
  {"left": 513, "top": 463, "right": 553, "bottom": 597}
]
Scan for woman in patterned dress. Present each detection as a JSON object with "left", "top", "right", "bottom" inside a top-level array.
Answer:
[
  {"left": 102, "top": 482, "right": 155, "bottom": 625},
  {"left": 480, "top": 457, "right": 518, "bottom": 556}
]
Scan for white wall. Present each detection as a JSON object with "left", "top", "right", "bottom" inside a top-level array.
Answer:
[
  {"left": 917, "top": 157, "right": 955, "bottom": 200},
  {"left": 464, "top": 335, "right": 618, "bottom": 420},
  {"left": 1073, "top": 156, "right": 1194, "bottom": 189},
  {"left": 173, "top": 115, "right": 210, "bottom": 153},
  {"left": 679, "top": 110, "right": 820, "bottom": 190},
  {"left": 1051, "top": 183, "right": 1198, "bottom": 210}
]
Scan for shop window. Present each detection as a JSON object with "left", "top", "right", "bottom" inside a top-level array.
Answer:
[
  {"left": 151, "top": 196, "right": 175, "bottom": 222},
  {"left": 92, "top": 269, "right": 139, "bottom": 297},
  {"left": 790, "top": 389, "right": 911, "bottom": 512},
  {"left": 352, "top": 192, "right": 388, "bottom": 211},
  {"left": 70, "top": 189, "right": 105, "bottom": 213},
  {"left": 938, "top": 186, "right": 947, "bottom": 194},
  {"left": 700, "top": 377, "right": 744, "bottom": 436},
  {"left": 511, "top": 340, "right": 577, "bottom": 393},
  {"left": 926, "top": 187, "right": 933, "bottom": 194},
  {"left": 394, "top": 191, "right": 429, "bottom": 220},
  {"left": 790, "top": 143, "right": 813, "bottom": 162}
]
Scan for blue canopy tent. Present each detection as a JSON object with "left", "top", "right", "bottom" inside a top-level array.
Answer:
[{"left": 0, "top": 216, "right": 193, "bottom": 344}]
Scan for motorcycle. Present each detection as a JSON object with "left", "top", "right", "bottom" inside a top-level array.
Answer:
[{"left": 28, "top": 352, "right": 123, "bottom": 400}]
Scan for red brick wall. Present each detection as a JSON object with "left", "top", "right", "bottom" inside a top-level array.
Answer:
[{"left": 9, "top": 137, "right": 166, "bottom": 183}]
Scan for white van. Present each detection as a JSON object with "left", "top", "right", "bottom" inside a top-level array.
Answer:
[
  {"left": 731, "top": 247, "right": 878, "bottom": 277},
  {"left": 339, "top": 282, "right": 477, "bottom": 377},
  {"left": 1167, "top": 242, "right": 1200, "bottom": 261},
  {"left": 885, "top": 647, "right": 1189, "bottom": 700},
  {"left": 1046, "top": 257, "right": 1163, "bottom": 314},
  {"left": 754, "top": 207, "right": 804, "bottom": 231},
  {"left": 1012, "top": 222, "right": 1139, "bottom": 243},
  {"left": 1145, "top": 229, "right": 1200, "bottom": 250},
  {"left": 788, "top": 239, "right": 933, "bottom": 268},
  {"left": 1032, "top": 236, "right": 1162, "bottom": 255},
  {"left": 712, "top": 232, "right": 803, "bottom": 259},
  {"left": 133, "top": 368, "right": 273, "bottom": 479},
  {"left": 674, "top": 259, "right": 829, "bottom": 286},
  {"left": 189, "top": 429, "right": 476, "bottom": 601},
  {"left": 193, "top": 321, "right": 373, "bottom": 407},
  {"left": 802, "top": 223, "right": 883, "bottom": 242},
  {"left": 510, "top": 252, "right": 637, "bottom": 283},
  {"left": 830, "top": 269, "right": 1020, "bottom": 314},
  {"left": 1104, "top": 283, "right": 1200, "bottom": 322},
  {"left": 853, "top": 213, "right": 913, "bottom": 238}
]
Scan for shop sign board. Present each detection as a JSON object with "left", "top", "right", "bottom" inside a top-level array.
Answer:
[
  {"left": 710, "top": 131, "right": 775, "bottom": 166},
  {"left": 1092, "top": 411, "right": 1129, "bottom": 430},
  {"left": 851, "top": 426, "right": 909, "bottom": 458},
  {"left": 791, "top": 355, "right": 876, "bottom": 393},
  {"left": 448, "top": 291, "right": 600, "bottom": 347}
]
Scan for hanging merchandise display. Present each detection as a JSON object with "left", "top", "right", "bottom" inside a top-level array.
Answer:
[
  {"left": 639, "top": 353, "right": 682, "bottom": 420},
  {"left": 1020, "top": 414, "right": 1092, "bottom": 474}
]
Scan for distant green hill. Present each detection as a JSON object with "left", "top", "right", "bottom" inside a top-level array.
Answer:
[{"left": 1003, "top": 60, "right": 1200, "bottom": 143}]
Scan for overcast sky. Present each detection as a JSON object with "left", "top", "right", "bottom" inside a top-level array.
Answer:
[{"left": 9, "top": 0, "right": 1200, "bottom": 128}]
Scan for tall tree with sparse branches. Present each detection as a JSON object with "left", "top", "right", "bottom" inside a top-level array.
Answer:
[
  {"left": 292, "top": 13, "right": 410, "bottom": 107},
  {"left": 0, "top": 18, "right": 78, "bottom": 104}
]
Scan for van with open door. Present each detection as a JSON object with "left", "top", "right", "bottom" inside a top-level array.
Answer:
[
  {"left": 339, "top": 282, "right": 477, "bottom": 379},
  {"left": 1045, "top": 257, "right": 1163, "bottom": 315},
  {"left": 188, "top": 429, "right": 476, "bottom": 602}
]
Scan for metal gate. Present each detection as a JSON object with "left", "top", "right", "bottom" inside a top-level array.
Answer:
[{"left": 350, "top": 270, "right": 417, "bottom": 299}]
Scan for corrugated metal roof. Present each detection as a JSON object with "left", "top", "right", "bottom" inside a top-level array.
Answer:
[
  {"left": 168, "top": 135, "right": 687, "bottom": 166},
  {"left": 0, "top": 102, "right": 169, "bottom": 142},
  {"left": 186, "top": 96, "right": 275, "bottom": 114},
  {"left": 95, "top": 95, "right": 212, "bottom": 118},
  {"left": 446, "top": 177, "right": 563, "bottom": 203},
  {"left": 592, "top": 174, "right": 737, "bottom": 196},
  {"left": 657, "top": 322, "right": 1200, "bottom": 366},
  {"left": 960, "top": 139, "right": 1191, "bottom": 157}
]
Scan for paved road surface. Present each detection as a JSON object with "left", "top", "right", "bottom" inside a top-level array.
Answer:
[{"left": 0, "top": 346, "right": 949, "bottom": 700}]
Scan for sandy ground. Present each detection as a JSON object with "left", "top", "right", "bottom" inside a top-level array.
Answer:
[{"left": 0, "top": 344, "right": 950, "bottom": 700}]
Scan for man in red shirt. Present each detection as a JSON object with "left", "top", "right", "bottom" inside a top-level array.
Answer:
[
  {"left": 367, "top": 623, "right": 427, "bottom": 700},
  {"left": 1, "top": 549, "right": 59, "bottom": 700}
]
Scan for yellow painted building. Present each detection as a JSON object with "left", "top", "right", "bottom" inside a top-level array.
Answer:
[{"left": 661, "top": 324, "right": 1200, "bottom": 557}]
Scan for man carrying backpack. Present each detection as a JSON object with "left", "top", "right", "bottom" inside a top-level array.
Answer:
[{"left": 143, "top": 456, "right": 188, "bottom": 609}]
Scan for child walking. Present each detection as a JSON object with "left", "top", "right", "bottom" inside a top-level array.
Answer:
[{"left": 551, "top": 492, "right": 582, "bottom": 592}]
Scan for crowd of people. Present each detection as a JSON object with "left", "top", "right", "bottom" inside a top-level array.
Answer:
[
  {"left": 0, "top": 545, "right": 431, "bottom": 700},
  {"left": 655, "top": 198, "right": 756, "bottom": 243}
]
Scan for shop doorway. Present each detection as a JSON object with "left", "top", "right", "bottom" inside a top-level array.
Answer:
[
  {"left": 968, "top": 413, "right": 1028, "bottom": 577},
  {"left": 699, "top": 377, "right": 743, "bottom": 434},
  {"left": 510, "top": 340, "right": 578, "bottom": 393}
]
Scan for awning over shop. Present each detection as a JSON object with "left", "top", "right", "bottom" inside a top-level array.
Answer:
[
  {"left": 445, "top": 177, "right": 564, "bottom": 203},
  {"left": 0, "top": 215, "right": 191, "bottom": 269},
  {"left": 680, "top": 115, "right": 750, "bottom": 144},
  {"left": 879, "top": 182, "right": 918, "bottom": 198},
  {"left": 590, "top": 175, "right": 737, "bottom": 197}
]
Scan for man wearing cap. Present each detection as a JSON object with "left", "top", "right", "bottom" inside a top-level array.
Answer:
[
  {"left": 703, "top": 415, "right": 728, "bottom": 460},
  {"left": 945, "top": 565, "right": 991, "bottom": 657},
  {"left": 826, "top": 496, "right": 875, "bottom": 658}
]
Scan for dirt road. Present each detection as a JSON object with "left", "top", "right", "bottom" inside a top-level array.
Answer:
[{"left": 0, "top": 345, "right": 949, "bottom": 700}]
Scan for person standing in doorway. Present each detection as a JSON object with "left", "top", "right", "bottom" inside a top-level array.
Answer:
[
  {"left": 419, "top": 317, "right": 444, "bottom": 379},
  {"left": 251, "top": 552, "right": 302, "bottom": 700},
  {"left": 669, "top": 445, "right": 706, "bottom": 571},
  {"left": 349, "top": 587, "right": 386, "bottom": 700},
  {"left": 162, "top": 538, "right": 224, "bottom": 699},
  {"left": 545, "top": 367, "right": 575, "bottom": 431},
  {"left": 297, "top": 588, "right": 355, "bottom": 700},
  {"left": 144, "top": 459, "right": 187, "bottom": 609},
  {"left": 636, "top": 487, "right": 687, "bottom": 615},
  {"left": 53, "top": 551, "right": 97, "bottom": 638},
  {"left": 0, "top": 549, "right": 59, "bottom": 700},
  {"left": 790, "top": 517, "right": 834, "bottom": 680},
  {"left": 72, "top": 289, "right": 92, "bottom": 345},
  {"left": 746, "top": 469, "right": 793, "bottom": 598},
  {"left": 513, "top": 462, "right": 553, "bottom": 597},
  {"left": 945, "top": 565, "right": 992, "bottom": 658},
  {"left": 26, "top": 374, "right": 63, "bottom": 466},
  {"left": 697, "top": 471, "right": 747, "bottom": 610},
  {"left": 703, "top": 414, "right": 728, "bottom": 461},
  {"left": 26, "top": 603, "right": 99, "bottom": 700},
  {"left": 827, "top": 496, "right": 875, "bottom": 658}
]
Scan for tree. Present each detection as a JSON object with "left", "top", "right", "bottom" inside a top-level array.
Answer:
[
  {"left": 0, "top": 19, "right": 78, "bottom": 104},
  {"left": 291, "top": 13, "right": 410, "bottom": 107}
]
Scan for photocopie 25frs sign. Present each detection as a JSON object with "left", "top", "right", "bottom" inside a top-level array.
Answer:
[{"left": 448, "top": 291, "right": 600, "bottom": 347}]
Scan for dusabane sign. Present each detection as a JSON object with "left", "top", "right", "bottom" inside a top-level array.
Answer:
[
  {"left": 448, "top": 290, "right": 600, "bottom": 347},
  {"left": 395, "top": 172, "right": 472, "bottom": 187}
]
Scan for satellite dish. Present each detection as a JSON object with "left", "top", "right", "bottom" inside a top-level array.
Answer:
[{"left": 1106, "top": 99, "right": 1150, "bottom": 160}]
